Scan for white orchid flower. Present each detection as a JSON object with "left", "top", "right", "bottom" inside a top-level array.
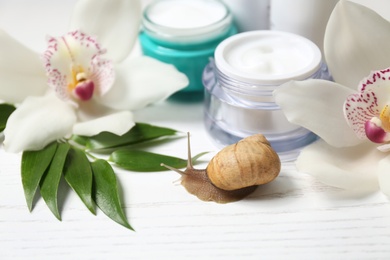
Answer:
[
  {"left": 274, "top": 0, "right": 390, "bottom": 195},
  {"left": 1, "top": 0, "right": 189, "bottom": 153}
]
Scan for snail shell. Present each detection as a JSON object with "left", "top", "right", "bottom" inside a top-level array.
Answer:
[
  {"left": 161, "top": 133, "right": 281, "bottom": 203},
  {"left": 207, "top": 134, "right": 280, "bottom": 191}
]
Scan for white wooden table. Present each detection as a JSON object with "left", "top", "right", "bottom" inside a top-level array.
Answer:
[{"left": 1, "top": 1, "right": 390, "bottom": 259}]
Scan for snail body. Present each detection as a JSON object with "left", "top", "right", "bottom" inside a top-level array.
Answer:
[{"left": 161, "top": 133, "right": 281, "bottom": 203}]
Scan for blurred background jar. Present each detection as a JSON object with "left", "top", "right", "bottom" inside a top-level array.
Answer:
[
  {"left": 221, "top": 0, "right": 270, "bottom": 32},
  {"left": 222, "top": 0, "right": 339, "bottom": 55},
  {"left": 270, "top": 0, "right": 339, "bottom": 54}
]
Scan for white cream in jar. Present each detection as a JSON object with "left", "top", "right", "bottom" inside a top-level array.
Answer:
[
  {"left": 203, "top": 31, "right": 332, "bottom": 161},
  {"left": 142, "top": 0, "right": 233, "bottom": 43},
  {"left": 147, "top": 0, "right": 227, "bottom": 29}
]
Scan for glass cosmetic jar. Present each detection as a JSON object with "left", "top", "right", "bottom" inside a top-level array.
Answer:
[
  {"left": 222, "top": 0, "right": 270, "bottom": 32},
  {"left": 139, "top": 0, "right": 237, "bottom": 101},
  {"left": 203, "top": 31, "right": 332, "bottom": 161},
  {"left": 270, "top": 0, "right": 339, "bottom": 54}
]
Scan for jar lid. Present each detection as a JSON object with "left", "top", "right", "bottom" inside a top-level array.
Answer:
[
  {"left": 143, "top": 0, "right": 232, "bottom": 43},
  {"left": 214, "top": 31, "right": 322, "bottom": 85}
]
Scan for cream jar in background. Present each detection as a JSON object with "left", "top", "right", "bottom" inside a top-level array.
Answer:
[
  {"left": 221, "top": 0, "right": 270, "bottom": 32},
  {"left": 139, "top": 0, "right": 237, "bottom": 101},
  {"left": 203, "top": 31, "right": 332, "bottom": 161},
  {"left": 270, "top": 0, "right": 339, "bottom": 54}
]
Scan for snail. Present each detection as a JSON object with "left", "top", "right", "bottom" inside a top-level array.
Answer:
[{"left": 161, "top": 133, "right": 281, "bottom": 203}]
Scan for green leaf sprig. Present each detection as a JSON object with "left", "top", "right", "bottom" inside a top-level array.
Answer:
[
  {"left": 73, "top": 123, "right": 206, "bottom": 172},
  {"left": 1, "top": 103, "right": 206, "bottom": 230},
  {"left": 22, "top": 142, "right": 131, "bottom": 229}
]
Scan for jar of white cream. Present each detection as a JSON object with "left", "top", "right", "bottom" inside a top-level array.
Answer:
[
  {"left": 139, "top": 0, "right": 236, "bottom": 101},
  {"left": 203, "top": 31, "right": 332, "bottom": 161}
]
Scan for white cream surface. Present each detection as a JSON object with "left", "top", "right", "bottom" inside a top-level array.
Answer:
[
  {"left": 226, "top": 35, "right": 313, "bottom": 78},
  {"left": 214, "top": 31, "right": 322, "bottom": 85},
  {"left": 147, "top": 0, "right": 227, "bottom": 29}
]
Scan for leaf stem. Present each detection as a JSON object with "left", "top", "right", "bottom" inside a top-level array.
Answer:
[{"left": 85, "top": 151, "right": 99, "bottom": 161}]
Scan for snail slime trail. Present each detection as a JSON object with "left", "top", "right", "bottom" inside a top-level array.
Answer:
[{"left": 161, "top": 133, "right": 281, "bottom": 203}]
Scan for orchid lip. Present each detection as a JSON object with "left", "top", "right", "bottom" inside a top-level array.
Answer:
[
  {"left": 365, "top": 118, "right": 390, "bottom": 143},
  {"left": 73, "top": 80, "right": 95, "bottom": 101}
]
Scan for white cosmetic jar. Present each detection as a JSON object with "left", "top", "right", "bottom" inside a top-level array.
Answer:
[{"left": 203, "top": 31, "right": 332, "bottom": 161}]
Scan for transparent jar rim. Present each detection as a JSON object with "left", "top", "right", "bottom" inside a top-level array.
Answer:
[
  {"left": 142, "top": 0, "right": 233, "bottom": 43},
  {"left": 214, "top": 30, "right": 322, "bottom": 85},
  {"left": 215, "top": 61, "right": 329, "bottom": 99}
]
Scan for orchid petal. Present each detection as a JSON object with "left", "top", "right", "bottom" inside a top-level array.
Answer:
[
  {"left": 70, "top": 0, "right": 142, "bottom": 63},
  {"left": 3, "top": 94, "right": 76, "bottom": 153},
  {"left": 0, "top": 30, "right": 47, "bottom": 103},
  {"left": 377, "top": 155, "right": 390, "bottom": 196},
  {"left": 274, "top": 79, "right": 362, "bottom": 147},
  {"left": 74, "top": 100, "right": 135, "bottom": 136},
  {"left": 378, "top": 143, "right": 390, "bottom": 153},
  {"left": 43, "top": 31, "right": 114, "bottom": 101},
  {"left": 324, "top": 0, "right": 390, "bottom": 88},
  {"left": 73, "top": 110, "right": 135, "bottom": 136},
  {"left": 76, "top": 98, "right": 114, "bottom": 122},
  {"left": 297, "top": 140, "right": 384, "bottom": 192},
  {"left": 97, "top": 56, "right": 189, "bottom": 111},
  {"left": 358, "top": 68, "right": 390, "bottom": 97}
]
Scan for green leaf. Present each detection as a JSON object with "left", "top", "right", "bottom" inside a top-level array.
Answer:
[
  {"left": 64, "top": 148, "right": 95, "bottom": 215},
  {"left": 0, "top": 104, "right": 16, "bottom": 132},
  {"left": 70, "top": 135, "right": 88, "bottom": 147},
  {"left": 40, "top": 143, "right": 70, "bottom": 220},
  {"left": 21, "top": 142, "right": 58, "bottom": 211},
  {"left": 109, "top": 149, "right": 208, "bottom": 172},
  {"left": 82, "top": 123, "right": 179, "bottom": 150},
  {"left": 91, "top": 160, "right": 133, "bottom": 230},
  {"left": 190, "top": 152, "right": 209, "bottom": 163}
]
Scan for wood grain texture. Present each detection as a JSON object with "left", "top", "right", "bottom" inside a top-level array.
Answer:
[{"left": 2, "top": 101, "right": 390, "bottom": 259}]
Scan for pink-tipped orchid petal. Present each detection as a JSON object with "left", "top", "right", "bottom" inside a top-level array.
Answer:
[
  {"left": 3, "top": 94, "right": 76, "bottom": 153},
  {"left": 97, "top": 56, "right": 189, "bottom": 111},
  {"left": 358, "top": 68, "right": 390, "bottom": 96},
  {"left": 274, "top": 79, "right": 362, "bottom": 148},
  {"left": 70, "top": 0, "right": 142, "bottom": 63},
  {"left": 324, "top": 1, "right": 390, "bottom": 88},
  {"left": 365, "top": 118, "right": 390, "bottom": 144},
  {"left": 0, "top": 30, "right": 47, "bottom": 103},
  {"left": 73, "top": 110, "right": 135, "bottom": 136},
  {"left": 377, "top": 155, "right": 390, "bottom": 197},
  {"left": 43, "top": 31, "right": 114, "bottom": 101},
  {"left": 297, "top": 139, "right": 385, "bottom": 192}
]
